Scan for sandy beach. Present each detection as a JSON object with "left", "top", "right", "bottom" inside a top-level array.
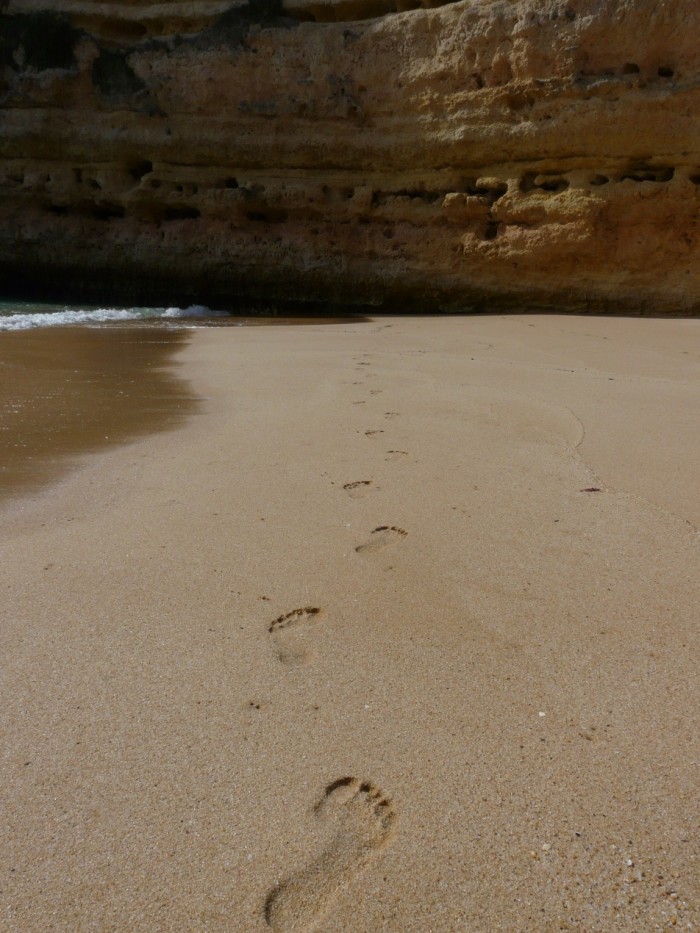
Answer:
[
  {"left": 1, "top": 314, "right": 698, "bottom": 931},
  {"left": 0, "top": 326, "right": 196, "bottom": 500}
]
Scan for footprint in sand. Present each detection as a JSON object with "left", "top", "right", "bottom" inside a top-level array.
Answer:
[
  {"left": 265, "top": 777, "right": 396, "bottom": 932},
  {"left": 384, "top": 450, "right": 408, "bottom": 462},
  {"left": 364, "top": 429, "right": 384, "bottom": 436},
  {"left": 355, "top": 526, "right": 407, "bottom": 554},
  {"left": 343, "top": 480, "right": 373, "bottom": 499},
  {"left": 269, "top": 607, "right": 323, "bottom": 666}
]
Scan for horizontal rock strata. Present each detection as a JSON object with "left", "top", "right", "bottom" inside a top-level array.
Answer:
[{"left": 1, "top": 0, "right": 699, "bottom": 312}]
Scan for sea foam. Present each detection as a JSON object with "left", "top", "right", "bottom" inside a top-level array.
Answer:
[{"left": 0, "top": 304, "right": 222, "bottom": 331}]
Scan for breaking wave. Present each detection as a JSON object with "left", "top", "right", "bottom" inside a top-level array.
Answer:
[{"left": 0, "top": 304, "right": 225, "bottom": 331}]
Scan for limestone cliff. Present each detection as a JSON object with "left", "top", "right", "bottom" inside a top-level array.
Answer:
[{"left": 1, "top": 0, "right": 699, "bottom": 312}]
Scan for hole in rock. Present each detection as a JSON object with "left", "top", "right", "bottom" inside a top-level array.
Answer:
[
  {"left": 589, "top": 174, "right": 609, "bottom": 186},
  {"left": 622, "top": 63, "right": 640, "bottom": 75},
  {"left": 464, "top": 180, "right": 508, "bottom": 204},
  {"left": 520, "top": 173, "right": 569, "bottom": 194},
  {"left": 657, "top": 66, "right": 674, "bottom": 78},
  {"left": 371, "top": 189, "right": 440, "bottom": 206},
  {"left": 397, "top": 189, "right": 441, "bottom": 203},
  {"left": 92, "top": 202, "right": 125, "bottom": 221},
  {"left": 133, "top": 204, "right": 164, "bottom": 224},
  {"left": 12, "top": 13, "right": 81, "bottom": 72},
  {"left": 620, "top": 165, "right": 674, "bottom": 183},
  {"left": 129, "top": 160, "right": 153, "bottom": 181},
  {"left": 92, "top": 49, "right": 147, "bottom": 100},
  {"left": 99, "top": 19, "right": 148, "bottom": 41},
  {"left": 507, "top": 92, "right": 535, "bottom": 111},
  {"left": 539, "top": 178, "right": 569, "bottom": 193},
  {"left": 245, "top": 209, "right": 289, "bottom": 223},
  {"left": 163, "top": 205, "right": 201, "bottom": 221}
]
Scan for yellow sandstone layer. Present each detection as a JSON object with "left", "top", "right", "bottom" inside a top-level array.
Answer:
[{"left": 1, "top": 0, "right": 699, "bottom": 311}]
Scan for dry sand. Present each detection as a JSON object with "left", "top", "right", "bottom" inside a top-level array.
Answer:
[{"left": 1, "top": 314, "right": 698, "bottom": 931}]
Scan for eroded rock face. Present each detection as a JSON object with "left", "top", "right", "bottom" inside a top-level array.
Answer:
[{"left": 1, "top": 0, "right": 699, "bottom": 312}]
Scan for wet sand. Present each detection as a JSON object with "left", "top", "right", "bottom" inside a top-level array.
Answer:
[
  {"left": 0, "top": 326, "right": 197, "bottom": 500},
  {"left": 1, "top": 314, "right": 698, "bottom": 931}
]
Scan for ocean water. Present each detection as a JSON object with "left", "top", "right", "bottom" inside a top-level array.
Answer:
[{"left": 0, "top": 300, "right": 228, "bottom": 330}]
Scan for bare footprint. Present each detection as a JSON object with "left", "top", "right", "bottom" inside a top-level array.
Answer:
[
  {"left": 364, "top": 429, "right": 384, "bottom": 436},
  {"left": 269, "top": 607, "right": 323, "bottom": 666},
  {"left": 384, "top": 450, "right": 408, "bottom": 461},
  {"left": 355, "top": 526, "right": 407, "bottom": 554},
  {"left": 343, "top": 480, "right": 373, "bottom": 499},
  {"left": 384, "top": 412, "right": 400, "bottom": 419},
  {"left": 265, "top": 778, "right": 397, "bottom": 932}
]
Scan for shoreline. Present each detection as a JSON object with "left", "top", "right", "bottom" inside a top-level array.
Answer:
[
  {"left": 4, "top": 281, "right": 700, "bottom": 321},
  {"left": 0, "top": 325, "right": 197, "bottom": 503},
  {"left": 2, "top": 314, "right": 698, "bottom": 930},
  {"left": 0, "top": 316, "right": 367, "bottom": 505}
]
